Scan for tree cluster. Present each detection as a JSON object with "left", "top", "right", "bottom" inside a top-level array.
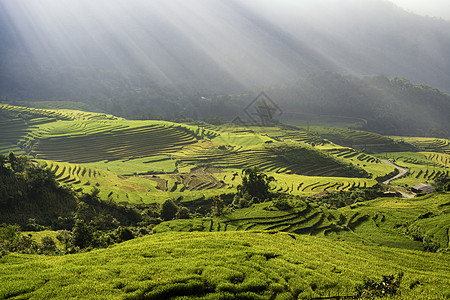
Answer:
[{"left": 237, "top": 167, "right": 275, "bottom": 202}]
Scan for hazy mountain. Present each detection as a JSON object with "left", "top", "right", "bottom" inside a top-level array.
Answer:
[{"left": 1, "top": 0, "right": 450, "bottom": 96}]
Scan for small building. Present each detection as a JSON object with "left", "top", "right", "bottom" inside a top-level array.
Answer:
[{"left": 411, "top": 184, "right": 435, "bottom": 194}]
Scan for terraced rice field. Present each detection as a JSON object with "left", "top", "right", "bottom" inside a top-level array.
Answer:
[
  {"left": 0, "top": 118, "right": 30, "bottom": 155},
  {"left": 176, "top": 142, "right": 368, "bottom": 178},
  {"left": 269, "top": 174, "right": 373, "bottom": 195},
  {"left": 310, "top": 126, "right": 393, "bottom": 146},
  {"left": 376, "top": 152, "right": 450, "bottom": 186},
  {"left": 154, "top": 201, "right": 365, "bottom": 239},
  {"left": 39, "top": 160, "right": 106, "bottom": 185},
  {"left": 0, "top": 103, "right": 117, "bottom": 121},
  {"left": 155, "top": 193, "right": 450, "bottom": 251},
  {"left": 326, "top": 148, "right": 379, "bottom": 163},
  {"left": 424, "top": 152, "right": 450, "bottom": 168},
  {"left": 0, "top": 103, "right": 407, "bottom": 199},
  {"left": 406, "top": 137, "right": 450, "bottom": 154},
  {"left": 259, "top": 127, "right": 328, "bottom": 146},
  {"left": 32, "top": 124, "right": 197, "bottom": 163}
]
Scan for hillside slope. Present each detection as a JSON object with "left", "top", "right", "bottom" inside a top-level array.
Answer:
[{"left": 1, "top": 231, "right": 449, "bottom": 299}]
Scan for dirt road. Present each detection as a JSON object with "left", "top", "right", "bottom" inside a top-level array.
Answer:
[{"left": 381, "top": 160, "right": 414, "bottom": 198}]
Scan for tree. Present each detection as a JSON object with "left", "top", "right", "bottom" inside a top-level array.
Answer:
[
  {"left": 211, "top": 196, "right": 225, "bottom": 216},
  {"left": 8, "top": 152, "right": 29, "bottom": 173},
  {"left": 237, "top": 167, "right": 275, "bottom": 201},
  {"left": 72, "top": 220, "right": 93, "bottom": 249},
  {"left": 56, "top": 230, "right": 72, "bottom": 251},
  {"left": 160, "top": 199, "right": 178, "bottom": 221}
]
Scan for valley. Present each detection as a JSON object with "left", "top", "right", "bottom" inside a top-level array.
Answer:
[{"left": 1, "top": 0, "right": 450, "bottom": 298}]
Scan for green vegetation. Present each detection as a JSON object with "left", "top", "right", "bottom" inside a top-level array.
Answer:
[
  {"left": 1, "top": 231, "right": 449, "bottom": 299},
  {"left": 237, "top": 167, "right": 275, "bottom": 201},
  {"left": 0, "top": 153, "right": 76, "bottom": 226},
  {"left": 1, "top": 103, "right": 450, "bottom": 299},
  {"left": 154, "top": 193, "right": 450, "bottom": 252}
]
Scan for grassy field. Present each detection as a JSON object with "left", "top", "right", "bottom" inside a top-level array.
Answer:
[{"left": 1, "top": 231, "right": 449, "bottom": 299}]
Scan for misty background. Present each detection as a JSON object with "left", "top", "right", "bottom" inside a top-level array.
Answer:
[{"left": 1, "top": 0, "right": 450, "bottom": 136}]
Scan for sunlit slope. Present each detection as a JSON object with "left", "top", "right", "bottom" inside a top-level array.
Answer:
[
  {"left": 32, "top": 123, "right": 197, "bottom": 163},
  {"left": 34, "top": 158, "right": 376, "bottom": 204},
  {"left": 405, "top": 137, "right": 450, "bottom": 154},
  {"left": 156, "top": 193, "right": 450, "bottom": 251},
  {"left": 177, "top": 143, "right": 368, "bottom": 178},
  {"left": 0, "top": 103, "right": 413, "bottom": 198},
  {"left": 1, "top": 231, "right": 449, "bottom": 299},
  {"left": 35, "top": 159, "right": 229, "bottom": 204},
  {"left": 0, "top": 102, "right": 118, "bottom": 121},
  {"left": 0, "top": 102, "right": 118, "bottom": 156}
]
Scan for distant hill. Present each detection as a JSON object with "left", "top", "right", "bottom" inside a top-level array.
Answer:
[{"left": 267, "top": 74, "right": 450, "bottom": 137}]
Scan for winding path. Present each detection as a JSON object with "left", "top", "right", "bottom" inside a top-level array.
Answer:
[
  {"left": 381, "top": 160, "right": 414, "bottom": 198},
  {"left": 381, "top": 160, "right": 409, "bottom": 184}
]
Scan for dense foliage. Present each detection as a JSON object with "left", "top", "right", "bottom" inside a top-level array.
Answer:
[
  {"left": 0, "top": 153, "right": 76, "bottom": 226},
  {"left": 237, "top": 167, "right": 275, "bottom": 201},
  {"left": 0, "top": 153, "right": 163, "bottom": 253},
  {"left": 433, "top": 176, "right": 450, "bottom": 192}
]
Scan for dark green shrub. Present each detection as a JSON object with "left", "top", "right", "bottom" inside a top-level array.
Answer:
[
  {"left": 160, "top": 199, "right": 178, "bottom": 221},
  {"left": 56, "top": 230, "right": 72, "bottom": 251},
  {"left": 116, "top": 226, "right": 134, "bottom": 242},
  {"left": 176, "top": 207, "right": 191, "bottom": 219},
  {"left": 273, "top": 196, "right": 293, "bottom": 210},
  {"left": 238, "top": 197, "right": 251, "bottom": 208},
  {"left": 211, "top": 196, "right": 225, "bottom": 216},
  {"left": 39, "top": 236, "right": 57, "bottom": 254}
]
